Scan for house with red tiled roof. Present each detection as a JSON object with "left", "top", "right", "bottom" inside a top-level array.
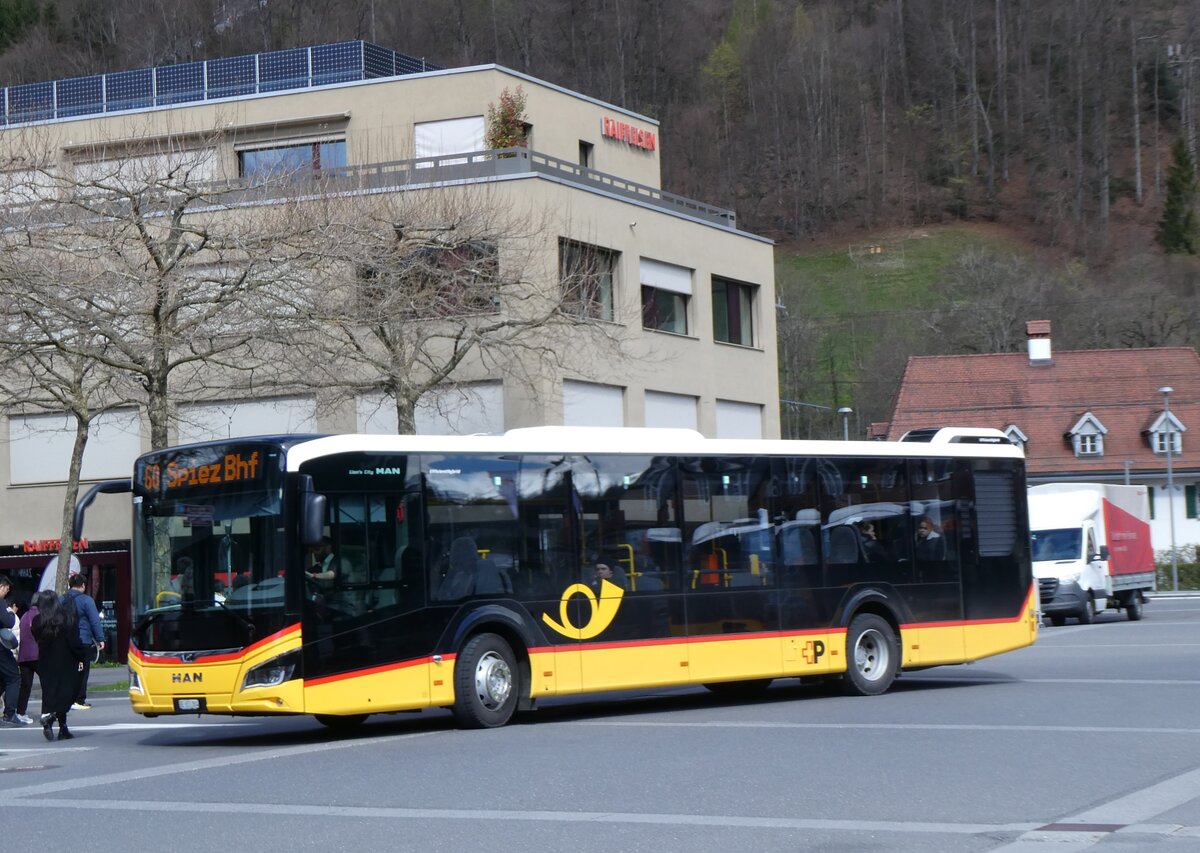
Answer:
[{"left": 884, "top": 321, "right": 1199, "bottom": 556}]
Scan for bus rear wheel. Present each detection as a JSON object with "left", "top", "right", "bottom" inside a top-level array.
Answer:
[
  {"left": 841, "top": 614, "right": 898, "bottom": 696},
  {"left": 453, "top": 632, "right": 519, "bottom": 729}
]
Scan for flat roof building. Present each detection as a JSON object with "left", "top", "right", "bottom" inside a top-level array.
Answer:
[{"left": 0, "top": 42, "right": 779, "bottom": 583}]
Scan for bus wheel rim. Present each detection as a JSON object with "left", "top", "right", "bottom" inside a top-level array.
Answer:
[
  {"left": 475, "top": 651, "right": 512, "bottom": 709},
  {"left": 854, "top": 628, "right": 889, "bottom": 681}
]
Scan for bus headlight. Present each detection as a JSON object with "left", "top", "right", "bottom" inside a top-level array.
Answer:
[
  {"left": 128, "top": 667, "right": 143, "bottom": 694},
  {"left": 242, "top": 651, "right": 299, "bottom": 690}
]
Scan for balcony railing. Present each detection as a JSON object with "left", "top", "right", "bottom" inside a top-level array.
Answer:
[
  {"left": 272, "top": 148, "right": 737, "bottom": 228},
  {"left": 12, "top": 148, "right": 738, "bottom": 231}
]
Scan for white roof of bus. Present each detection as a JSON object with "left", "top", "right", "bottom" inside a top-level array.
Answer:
[{"left": 284, "top": 426, "right": 1023, "bottom": 471}]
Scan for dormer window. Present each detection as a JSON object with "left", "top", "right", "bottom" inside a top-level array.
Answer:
[
  {"left": 1067, "top": 412, "right": 1107, "bottom": 458},
  {"left": 1148, "top": 411, "right": 1185, "bottom": 455},
  {"left": 1004, "top": 424, "right": 1028, "bottom": 450}
]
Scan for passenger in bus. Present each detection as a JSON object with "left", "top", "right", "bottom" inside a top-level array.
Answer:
[
  {"left": 915, "top": 516, "right": 946, "bottom": 561},
  {"left": 590, "top": 562, "right": 626, "bottom": 593},
  {"left": 856, "top": 521, "right": 889, "bottom": 563}
]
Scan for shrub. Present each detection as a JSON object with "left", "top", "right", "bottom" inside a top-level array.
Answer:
[
  {"left": 486, "top": 87, "right": 528, "bottom": 151},
  {"left": 1155, "top": 544, "right": 1200, "bottom": 590}
]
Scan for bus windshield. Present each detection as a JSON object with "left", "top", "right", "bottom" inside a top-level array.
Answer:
[{"left": 131, "top": 443, "right": 290, "bottom": 653}]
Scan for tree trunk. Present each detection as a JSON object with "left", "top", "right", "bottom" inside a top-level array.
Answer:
[
  {"left": 1131, "top": 16, "right": 1143, "bottom": 205},
  {"left": 54, "top": 416, "right": 90, "bottom": 593}
]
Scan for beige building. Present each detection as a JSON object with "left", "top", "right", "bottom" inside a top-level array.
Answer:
[{"left": 0, "top": 42, "right": 778, "bottom": 581}]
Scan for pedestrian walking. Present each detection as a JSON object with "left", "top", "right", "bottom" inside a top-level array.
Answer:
[
  {"left": 64, "top": 573, "right": 104, "bottom": 710},
  {"left": 16, "top": 598, "right": 40, "bottom": 723},
  {"left": 0, "top": 575, "right": 29, "bottom": 726},
  {"left": 30, "top": 590, "right": 86, "bottom": 741}
]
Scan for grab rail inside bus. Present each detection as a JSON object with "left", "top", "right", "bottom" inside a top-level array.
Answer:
[{"left": 617, "top": 543, "right": 638, "bottom": 591}]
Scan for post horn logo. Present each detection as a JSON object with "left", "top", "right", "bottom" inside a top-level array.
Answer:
[{"left": 542, "top": 579, "right": 625, "bottom": 640}]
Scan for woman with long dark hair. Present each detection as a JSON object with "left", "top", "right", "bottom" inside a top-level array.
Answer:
[{"left": 30, "top": 590, "right": 86, "bottom": 741}]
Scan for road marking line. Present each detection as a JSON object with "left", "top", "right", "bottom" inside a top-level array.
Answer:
[
  {"left": 0, "top": 729, "right": 440, "bottom": 799},
  {"left": 0, "top": 796, "right": 1045, "bottom": 834},
  {"left": 575, "top": 721, "right": 1200, "bottom": 735},
  {"left": 990, "top": 765, "right": 1200, "bottom": 849}
]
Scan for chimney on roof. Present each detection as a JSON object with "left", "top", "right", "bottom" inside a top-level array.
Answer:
[{"left": 1026, "top": 320, "right": 1052, "bottom": 364}]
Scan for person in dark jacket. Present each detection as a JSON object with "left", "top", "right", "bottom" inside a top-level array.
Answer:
[
  {"left": 65, "top": 573, "right": 105, "bottom": 710},
  {"left": 16, "top": 599, "right": 39, "bottom": 723},
  {"left": 30, "top": 590, "right": 86, "bottom": 741},
  {"left": 0, "top": 575, "right": 27, "bottom": 726}
]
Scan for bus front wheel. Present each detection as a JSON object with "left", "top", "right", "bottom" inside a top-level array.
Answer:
[
  {"left": 841, "top": 614, "right": 898, "bottom": 696},
  {"left": 453, "top": 632, "right": 519, "bottom": 729}
]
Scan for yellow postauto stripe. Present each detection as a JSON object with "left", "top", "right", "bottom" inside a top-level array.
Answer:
[{"left": 131, "top": 588, "right": 1037, "bottom": 716}]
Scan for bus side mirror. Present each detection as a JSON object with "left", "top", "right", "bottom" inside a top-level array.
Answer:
[{"left": 298, "top": 475, "right": 326, "bottom": 547}]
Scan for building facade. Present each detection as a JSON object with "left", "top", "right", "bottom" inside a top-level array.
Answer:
[
  {"left": 884, "top": 321, "right": 1198, "bottom": 556},
  {"left": 0, "top": 42, "right": 779, "bottom": 595}
]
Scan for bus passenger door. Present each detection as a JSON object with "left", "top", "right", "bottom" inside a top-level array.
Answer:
[
  {"left": 572, "top": 454, "right": 686, "bottom": 692},
  {"left": 680, "top": 457, "right": 783, "bottom": 684}
]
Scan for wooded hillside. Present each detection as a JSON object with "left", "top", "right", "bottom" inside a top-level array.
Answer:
[
  {"left": 0, "top": 0, "right": 1195, "bottom": 251},
  {"left": 1, "top": 0, "right": 1197, "bottom": 435}
]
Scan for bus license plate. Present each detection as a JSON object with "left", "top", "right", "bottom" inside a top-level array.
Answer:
[{"left": 174, "top": 698, "right": 206, "bottom": 712}]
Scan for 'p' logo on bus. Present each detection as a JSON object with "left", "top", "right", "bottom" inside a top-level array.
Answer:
[{"left": 802, "top": 640, "right": 825, "bottom": 665}]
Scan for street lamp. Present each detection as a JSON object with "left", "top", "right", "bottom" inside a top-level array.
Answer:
[
  {"left": 1159, "top": 386, "right": 1179, "bottom": 592},
  {"left": 837, "top": 407, "right": 853, "bottom": 441}
]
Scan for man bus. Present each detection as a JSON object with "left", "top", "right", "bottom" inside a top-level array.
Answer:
[{"left": 126, "top": 426, "right": 1037, "bottom": 729}]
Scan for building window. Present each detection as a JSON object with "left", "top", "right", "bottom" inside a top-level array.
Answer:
[
  {"left": 414, "top": 117, "right": 485, "bottom": 162},
  {"left": 712, "top": 276, "right": 755, "bottom": 346},
  {"left": 238, "top": 140, "right": 346, "bottom": 180},
  {"left": 357, "top": 241, "right": 499, "bottom": 317},
  {"left": 1154, "top": 430, "right": 1182, "bottom": 455},
  {"left": 1187, "top": 484, "right": 1198, "bottom": 519},
  {"left": 640, "top": 258, "right": 691, "bottom": 335},
  {"left": 560, "top": 239, "right": 616, "bottom": 321},
  {"left": 579, "top": 140, "right": 593, "bottom": 168},
  {"left": 1067, "top": 412, "right": 1106, "bottom": 458},
  {"left": 1004, "top": 425, "right": 1028, "bottom": 450},
  {"left": 642, "top": 286, "right": 688, "bottom": 334},
  {"left": 1075, "top": 434, "right": 1101, "bottom": 456}
]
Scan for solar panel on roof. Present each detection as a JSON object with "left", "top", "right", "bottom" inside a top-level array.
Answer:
[
  {"left": 207, "top": 55, "right": 256, "bottom": 100},
  {"left": 312, "top": 42, "right": 360, "bottom": 86},
  {"left": 362, "top": 43, "right": 395, "bottom": 79},
  {"left": 0, "top": 42, "right": 441, "bottom": 126},
  {"left": 8, "top": 81, "right": 54, "bottom": 122},
  {"left": 259, "top": 47, "right": 308, "bottom": 93},
  {"left": 56, "top": 75, "right": 104, "bottom": 117},
  {"left": 156, "top": 61, "right": 204, "bottom": 105},
  {"left": 105, "top": 68, "right": 153, "bottom": 113}
]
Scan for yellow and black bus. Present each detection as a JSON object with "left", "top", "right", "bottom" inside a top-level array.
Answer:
[{"left": 128, "top": 426, "right": 1037, "bottom": 729}]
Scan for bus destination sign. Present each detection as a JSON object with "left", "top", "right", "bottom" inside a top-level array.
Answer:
[{"left": 142, "top": 451, "right": 261, "bottom": 492}]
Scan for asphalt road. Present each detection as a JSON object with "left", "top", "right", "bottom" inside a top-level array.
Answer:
[{"left": 2, "top": 597, "right": 1199, "bottom": 852}]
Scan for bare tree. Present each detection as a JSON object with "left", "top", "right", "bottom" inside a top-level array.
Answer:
[
  {"left": 922, "top": 247, "right": 1069, "bottom": 353},
  {"left": 0, "top": 128, "right": 335, "bottom": 451},
  {"left": 0, "top": 305, "right": 131, "bottom": 591},
  {"left": 276, "top": 185, "right": 625, "bottom": 433}
]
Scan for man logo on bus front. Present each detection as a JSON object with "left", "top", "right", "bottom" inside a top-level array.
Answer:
[{"left": 542, "top": 579, "right": 625, "bottom": 640}]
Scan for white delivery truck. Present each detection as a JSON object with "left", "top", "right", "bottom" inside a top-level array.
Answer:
[{"left": 1028, "top": 483, "right": 1156, "bottom": 625}]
